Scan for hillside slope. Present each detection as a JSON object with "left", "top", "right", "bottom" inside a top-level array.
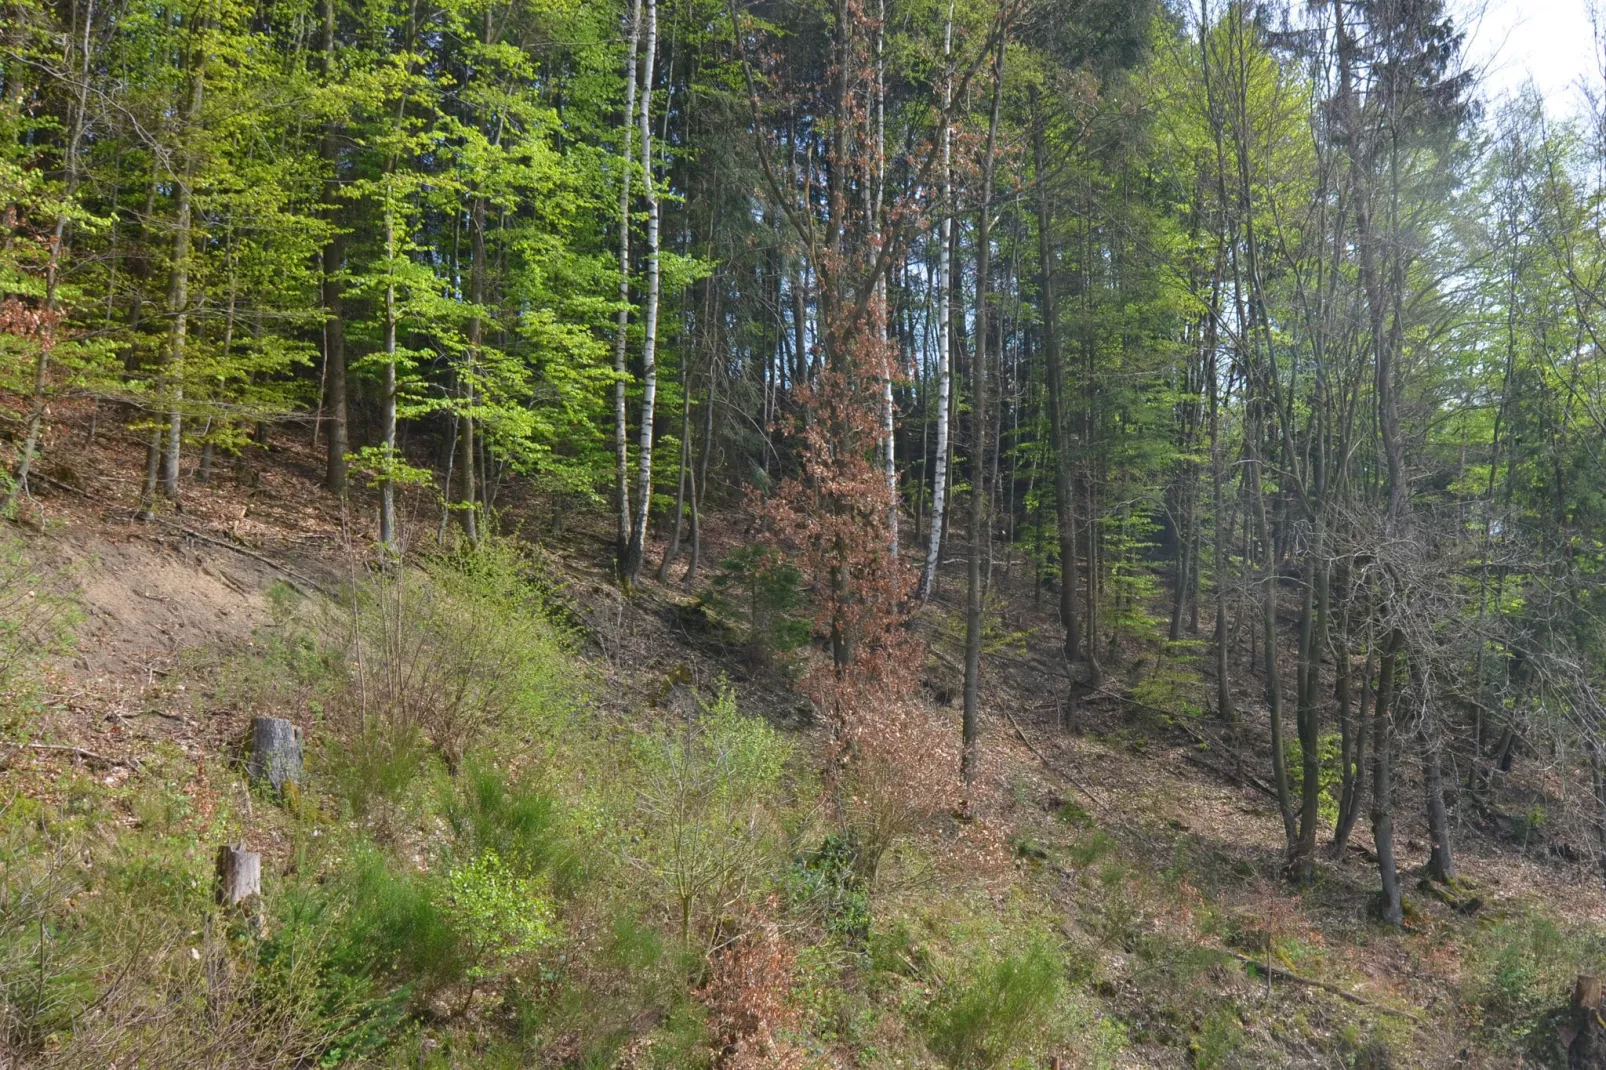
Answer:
[{"left": 3, "top": 426, "right": 1605, "bottom": 1069}]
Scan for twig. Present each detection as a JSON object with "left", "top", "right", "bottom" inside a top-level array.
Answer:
[
  {"left": 1223, "top": 949, "right": 1423, "bottom": 1022},
  {"left": 1002, "top": 708, "right": 1104, "bottom": 808},
  {"left": 3, "top": 742, "right": 142, "bottom": 772}
]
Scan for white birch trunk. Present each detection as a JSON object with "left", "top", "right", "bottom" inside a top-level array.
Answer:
[
  {"left": 626, "top": 0, "right": 660, "bottom": 582},
  {"left": 918, "top": 0, "right": 955, "bottom": 602},
  {"left": 613, "top": 0, "right": 641, "bottom": 578},
  {"left": 379, "top": 185, "right": 398, "bottom": 550}
]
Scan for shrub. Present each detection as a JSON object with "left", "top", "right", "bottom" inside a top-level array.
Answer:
[
  {"left": 701, "top": 900, "right": 813, "bottom": 1069},
  {"left": 439, "top": 851, "right": 556, "bottom": 1000},
  {"left": 444, "top": 760, "right": 581, "bottom": 890},
  {"left": 826, "top": 695, "right": 960, "bottom": 887},
  {"left": 1466, "top": 909, "right": 1606, "bottom": 1057},
  {"left": 327, "top": 844, "right": 464, "bottom": 999},
  {"left": 333, "top": 540, "right": 577, "bottom": 767},
  {"left": 706, "top": 544, "right": 811, "bottom": 669},
  {"left": 787, "top": 833, "right": 871, "bottom": 946},
  {"left": 1130, "top": 640, "right": 1207, "bottom": 721},
  {"left": 321, "top": 725, "right": 436, "bottom": 820},
  {"left": 630, "top": 686, "right": 790, "bottom": 943},
  {"left": 1, "top": 794, "right": 356, "bottom": 1069},
  {"left": 924, "top": 937, "right": 1068, "bottom": 1069}
]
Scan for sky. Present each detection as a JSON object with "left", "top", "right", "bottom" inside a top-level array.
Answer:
[{"left": 1453, "top": 0, "right": 1600, "bottom": 115}]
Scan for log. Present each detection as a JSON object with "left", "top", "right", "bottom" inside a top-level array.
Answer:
[
  {"left": 214, "top": 844, "right": 261, "bottom": 905},
  {"left": 246, "top": 717, "right": 303, "bottom": 793}
]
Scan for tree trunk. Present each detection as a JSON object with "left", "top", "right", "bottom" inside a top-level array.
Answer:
[
  {"left": 379, "top": 188, "right": 399, "bottom": 550},
  {"left": 160, "top": 43, "right": 206, "bottom": 505},
  {"left": 658, "top": 312, "right": 694, "bottom": 580},
  {"left": 1292, "top": 552, "right": 1321, "bottom": 880},
  {"left": 1424, "top": 722, "right": 1455, "bottom": 883},
  {"left": 1370, "top": 628, "right": 1404, "bottom": 925},
  {"left": 962, "top": 21, "right": 1005, "bottom": 786},
  {"left": 613, "top": 0, "right": 641, "bottom": 581},
  {"left": 5, "top": 0, "right": 89, "bottom": 514},
  {"left": 214, "top": 845, "right": 261, "bottom": 906},
  {"left": 320, "top": 0, "right": 348, "bottom": 495},
  {"left": 1593, "top": 743, "right": 1606, "bottom": 889},
  {"left": 1032, "top": 91, "right": 1079, "bottom": 667},
  {"left": 1332, "top": 647, "right": 1371, "bottom": 855},
  {"left": 624, "top": 0, "right": 661, "bottom": 584},
  {"left": 917, "top": 0, "right": 955, "bottom": 604},
  {"left": 684, "top": 349, "right": 714, "bottom": 587}
]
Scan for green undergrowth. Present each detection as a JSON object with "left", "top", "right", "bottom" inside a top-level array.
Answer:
[
  {"left": 9, "top": 532, "right": 1587, "bottom": 1067},
  {"left": 0, "top": 538, "right": 1127, "bottom": 1068}
]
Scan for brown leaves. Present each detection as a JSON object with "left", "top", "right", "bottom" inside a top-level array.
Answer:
[
  {"left": 0, "top": 296, "right": 63, "bottom": 350},
  {"left": 701, "top": 897, "right": 814, "bottom": 1069}
]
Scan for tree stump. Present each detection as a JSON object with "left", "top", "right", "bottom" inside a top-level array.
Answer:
[
  {"left": 214, "top": 844, "right": 261, "bottom": 906},
  {"left": 1567, "top": 974, "right": 1606, "bottom": 1069},
  {"left": 247, "top": 716, "right": 302, "bottom": 793}
]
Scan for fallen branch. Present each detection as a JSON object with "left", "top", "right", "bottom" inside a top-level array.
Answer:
[
  {"left": 1002, "top": 708, "right": 1104, "bottom": 808},
  {"left": 3, "top": 742, "right": 142, "bottom": 772},
  {"left": 143, "top": 516, "right": 328, "bottom": 596},
  {"left": 1223, "top": 949, "right": 1423, "bottom": 1022},
  {"left": 1180, "top": 750, "right": 1280, "bottom": 802}
]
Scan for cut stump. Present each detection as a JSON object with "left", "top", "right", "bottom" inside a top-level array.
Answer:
[
  {"left": 214, "top": 844, "right": 261, "bottom": 906},
  {"left": 247, "top": 716, "right": 302, "bottom": 793}
]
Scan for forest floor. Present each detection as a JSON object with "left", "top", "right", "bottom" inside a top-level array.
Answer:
[{"left": 6, "top": 410, "right": 1605, "bottom": 1067}]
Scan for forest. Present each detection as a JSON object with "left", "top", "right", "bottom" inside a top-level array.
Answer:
[{"left": 3, "top": 0, "right": 1606, "bottom": 1065}]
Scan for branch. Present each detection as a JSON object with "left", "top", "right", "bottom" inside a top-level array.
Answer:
[
  {"left": 1223, "top": 949, "right": 1424, "bottom": 1022},
  {"left": 3, "top": 742, "right": 142, "bottom": 772}
]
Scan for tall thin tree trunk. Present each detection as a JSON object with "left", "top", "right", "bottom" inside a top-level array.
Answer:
[
  {"left": 1371, "top": 627, "right": 1404, "bottom": 925},
  {"left": 6, "top": 0, "right": 91, "bottom": 514},
  {"left": 1032, "top": 92, "right": 1079, "bottom": 667},
  {"left": 658, "top": 299, "right": 695, "bottom": 581},
  {"left": 157, "top": 45, "right": 206, "bottom": 505},
  {"left": 625, "top": 0, "right": 660, "bottom": 584},
  {"left": 684, "top": 349, "right": 714, "bottom": 587},
  {"left": 875, "top": 0, "right": 897, "bottom": 561},
  {"left": 918, "top": 0, "right": 955, "bottom": 604},
  {"left": 1292, "top": 552, "right": 1321, "bottom": 879},
  {"left": 613, "top": 0, "right": 642, "bottom": 580},
  {"left": 458, "top": 192, "right": 485, "bottom": 545},
  {"left": 320, "top": 0, "right": 348, "bottom": 494},
  {"left": 1423, "top": 707, "right": 1455, "bottom": 883},
  {"left": 962, "top": 20, "right": 1005, "bottom": 786},
  {"left": 379, "top": 185, "right": 399, "bottom": 550},
  {"left": 1332, "top": 642, "right": 1371, "bottom": 856}
]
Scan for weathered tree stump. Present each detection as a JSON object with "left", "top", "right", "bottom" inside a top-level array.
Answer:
[
  {"left": 246, "top": 716, "right": 302, "bottom": 793},
  {"left": 1567, "top": 974, "right": 1606, "bottom": 1069},
  {"left": 214, "top": 844, "right": 261, "bottom": 906}
]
